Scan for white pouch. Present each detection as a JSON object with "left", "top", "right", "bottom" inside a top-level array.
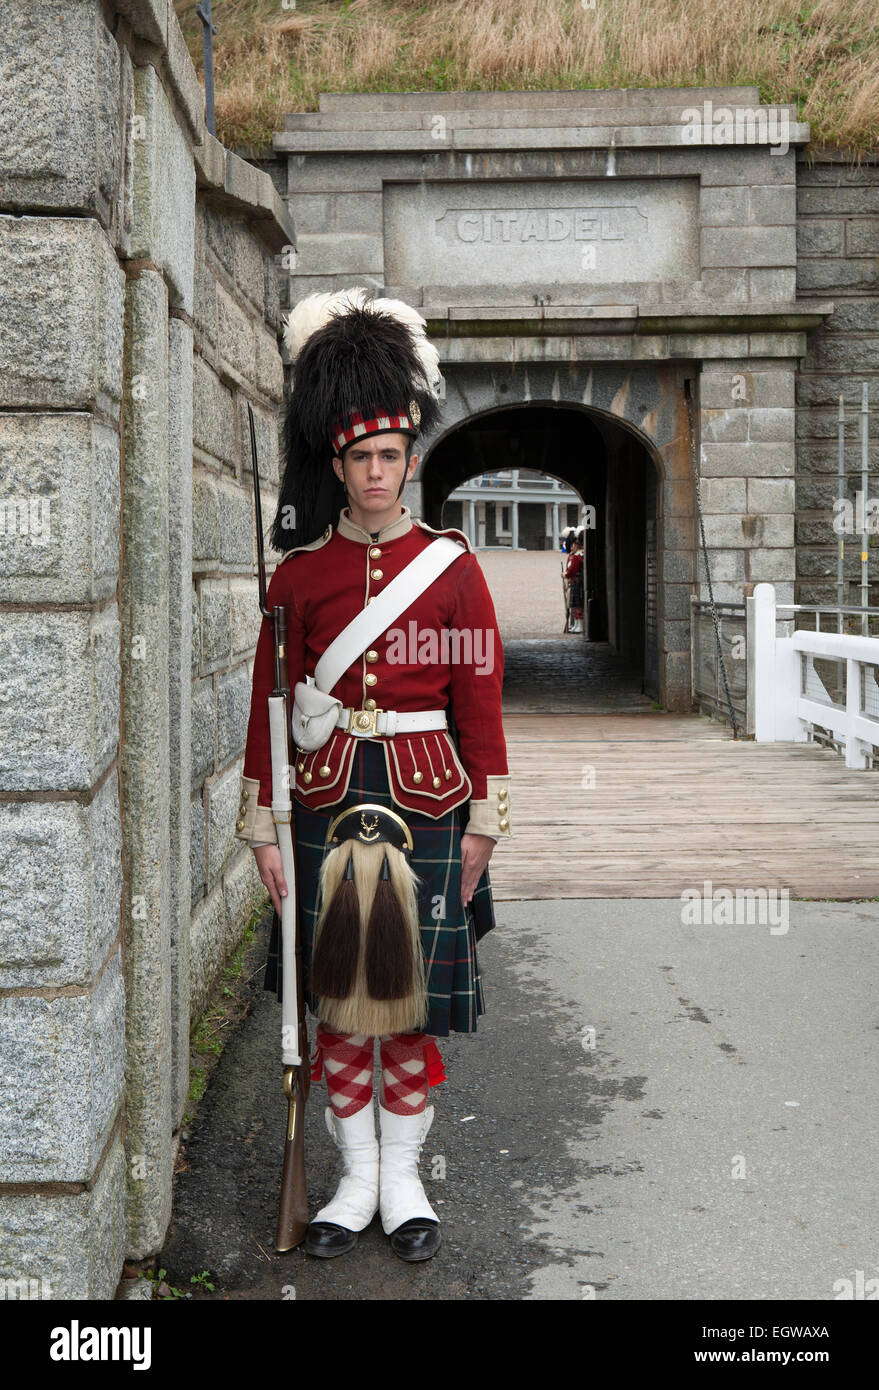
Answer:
[{"left": 291, "top": 680, "right": 342, "bottom": 751}]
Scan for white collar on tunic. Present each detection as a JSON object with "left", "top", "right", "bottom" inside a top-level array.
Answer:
[{"left": 336, "top": 505, "right": 414, "bottom": 545}]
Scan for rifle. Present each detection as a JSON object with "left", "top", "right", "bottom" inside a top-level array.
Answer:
[{"left": 247, "top": 403, "right": 310, "bottom": 1251}]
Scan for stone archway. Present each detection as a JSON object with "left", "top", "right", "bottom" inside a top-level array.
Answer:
[
  {"left": 279, "top": 87, "right": 833, "bottom": 712},
  {"left": 412, "top": 361, "right": 693, "bottom": 708}
]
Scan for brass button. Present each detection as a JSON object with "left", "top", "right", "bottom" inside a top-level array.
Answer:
[
  {"left": 369, "top": 546, "right": 382, "bottom": 558},
  {"left": 445, "top": 768, "right": 452, "bottom": 780},
  {"left": 235, "top": 819, "right": 245, "bottom": 831},
  {"left": 242, "top": 789, "right": 249, "bottom": 801},
  {"left": 238, "top": 804, "right": 246, "bottom": 816},
  {"left": 413, "top": 771, "right": 424, "bottom": 783},
  {"left": 366, "top": 596, "right": 376, "bottom": 605},
  {"left": 364, "top": 698, "right": 377, "bottom": 710},
  {"left": 497, "top": 788, "right": 508, "bottom": 801},
  {"left": 365, "top": 649, "right": 378, "bottom": 663},
  {"left": 365, "top": 672, "right": 377, "bottom": 686},
  {"left": 297, "top": 761, "right": 305, "bottom": 772},
  {"left": 319, "top": 765, "right": 331, "bottom": 778},
  {"left": 432, "top": 775, "right": 441, "bottom": 787},
  {"left": 303, "top": 772, "right": 313, "bottom": 784},
  {"left": 370, "top": 568, "right": 383, "bottom": 580},
  {"left": 499, "top": 817, "right": 509, "bottom": 830}
]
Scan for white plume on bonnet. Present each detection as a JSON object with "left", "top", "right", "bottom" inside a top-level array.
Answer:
[{"left": 282, "top": 286, "right": 442, "bottom": 397}]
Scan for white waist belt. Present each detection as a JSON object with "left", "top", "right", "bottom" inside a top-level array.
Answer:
[{"left": 335, "top": 707, "right": 448, "bottom": 737}]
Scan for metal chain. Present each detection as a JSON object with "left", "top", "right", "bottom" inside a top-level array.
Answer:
[{"left": 684, "top": 381, "right": 740, "bottom": 739}]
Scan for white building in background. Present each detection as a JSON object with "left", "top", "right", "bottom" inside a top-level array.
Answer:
[{"left": 446, "top": 468, "right": 585, "bottom": 549}]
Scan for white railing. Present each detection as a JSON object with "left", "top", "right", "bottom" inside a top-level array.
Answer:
[{"left": 752, "top": 583, "right": 879, "bottom": 768}]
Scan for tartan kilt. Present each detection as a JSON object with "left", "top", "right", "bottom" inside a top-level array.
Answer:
[{"left": 264, "top": 737, "right": 495, "bottom": 1036}]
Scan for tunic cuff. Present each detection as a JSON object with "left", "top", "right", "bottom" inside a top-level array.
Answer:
[
  {"left": 463, "top": 775, "right": 512, "bottom": 838},
  {"left": 234, "top": 776, "right": 278, "bottom": 846}
]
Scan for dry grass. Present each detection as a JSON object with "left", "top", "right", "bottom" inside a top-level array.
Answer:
[{"left": 173, "top": 0, "right": 879, "bottom": 154}]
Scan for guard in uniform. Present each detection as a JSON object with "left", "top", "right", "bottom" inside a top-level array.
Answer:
[
  {"left": 565, "top": 532, "right": 585, "bottom": 633},
  {"left": 235, "top": 288, "right": 512, "bottom": 1262}
]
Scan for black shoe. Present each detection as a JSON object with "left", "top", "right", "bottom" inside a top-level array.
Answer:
[
  {"left": 388, "top": 1218, "right": 441, "bottom": 1262},
  {"left": 304, "top": 1221, "right": 358, "bottom": 1258}
]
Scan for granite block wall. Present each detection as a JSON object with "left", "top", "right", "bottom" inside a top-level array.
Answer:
[
  {"left": 795, "top": 153, "right": 879, "bottom": 607},
  {"left": 0, "top": 0, "right": 293, "bottom": 1297}
]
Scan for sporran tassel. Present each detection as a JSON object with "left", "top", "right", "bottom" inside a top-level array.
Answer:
[
  {"left": 309, "top": 842, "right": 360, "bottom": 999},
  {"left": 365, "top": 851, "right": 415, "bottom": 1000}
]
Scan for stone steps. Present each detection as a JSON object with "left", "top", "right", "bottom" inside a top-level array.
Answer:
[
  {"left": 284, "top": 102, "right": 798, "bottom": 133},
  {"left": 275, "top": 121, "right": 808, "bottom": 153},
  {"left": 314, "top": 85, "right": 763, "bottom": 114}
]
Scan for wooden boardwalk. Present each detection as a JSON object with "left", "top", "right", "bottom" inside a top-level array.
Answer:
[{"left": 490, "top": 712, "right": 879, "bottom": 900}]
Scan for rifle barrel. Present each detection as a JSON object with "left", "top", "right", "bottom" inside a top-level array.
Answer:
[
  {"left": 248, "top": 401, "right": 309, "bottom": 1250},
  {"left": 247, "top": 401, "right": 271, "bottom": 618}
]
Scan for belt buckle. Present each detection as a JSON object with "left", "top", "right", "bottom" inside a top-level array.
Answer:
[{"left": 347, "top": 705, "right": 383, "bottom": 736}]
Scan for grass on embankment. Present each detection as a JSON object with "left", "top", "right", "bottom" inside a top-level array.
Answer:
[{"left": 172, "top": 0, "right": 879, "bottom": 155}]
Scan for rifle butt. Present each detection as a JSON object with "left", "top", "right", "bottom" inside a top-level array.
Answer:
[{"left": 275, "top": 1064, "right": 309, "bottom": 1252}]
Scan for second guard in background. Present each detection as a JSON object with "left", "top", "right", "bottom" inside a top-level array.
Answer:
[{"left": 565, "top": 531, "right": 585, "bottom": 634}]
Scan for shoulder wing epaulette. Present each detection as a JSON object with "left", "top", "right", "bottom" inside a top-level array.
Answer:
[
  {"left": 413, "top": 518, "right": 474, "bottom": 554},
  {"left": 276, "top": 523, "right": 334, "bottom": 566}
]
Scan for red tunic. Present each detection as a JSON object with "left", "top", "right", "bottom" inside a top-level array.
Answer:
[{"left": 236, "top": 506, "right": 512, "bottom": 844}]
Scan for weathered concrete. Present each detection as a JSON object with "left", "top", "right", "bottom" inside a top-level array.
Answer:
[{"left": 159, "top": 896, "right": 879, "bottom": 1301}]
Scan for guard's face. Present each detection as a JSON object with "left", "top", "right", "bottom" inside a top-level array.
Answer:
[{"left": 333, "top": 433, "right": 418, "bottom": 513}]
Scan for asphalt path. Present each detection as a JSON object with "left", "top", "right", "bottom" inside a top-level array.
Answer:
[{"left": 161, "top": 897, "right": 879, "bottom": 1302}]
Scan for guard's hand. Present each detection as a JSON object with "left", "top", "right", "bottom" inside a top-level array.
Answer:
[
  {"left": 461, "top": 832, "right": 495, "bottom": 907},
  {"left": 253, "top": 844, "right": 288, "bottom": 916}
]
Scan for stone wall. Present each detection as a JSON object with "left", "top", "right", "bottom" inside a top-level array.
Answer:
[
  {"left": 795, "top": 153, "right": 879, "bottom": 606},
  {"left": 0, "top": 0, "right": 293, "bottom": 1298}
]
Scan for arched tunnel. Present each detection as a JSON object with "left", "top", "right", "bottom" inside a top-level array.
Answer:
[{"left": 420, "top": 404, "right": 661, "bottom": 700}]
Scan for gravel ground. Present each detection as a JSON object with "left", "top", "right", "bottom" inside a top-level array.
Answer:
[{"left": 477, "top": 547, "right": 570, "bottom": 641}]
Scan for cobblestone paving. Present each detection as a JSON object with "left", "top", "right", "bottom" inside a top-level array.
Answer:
[{"left": 477, "top": 548, "right": 654, "bottom": 713}]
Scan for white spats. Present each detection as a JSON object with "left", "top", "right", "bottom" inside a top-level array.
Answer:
[
  {"left": 313, "top": 1103, "right": 380, "bottom": 1232},
  {"left": 378, "top": 1103, "right": 439, "bottom": 1235}
]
